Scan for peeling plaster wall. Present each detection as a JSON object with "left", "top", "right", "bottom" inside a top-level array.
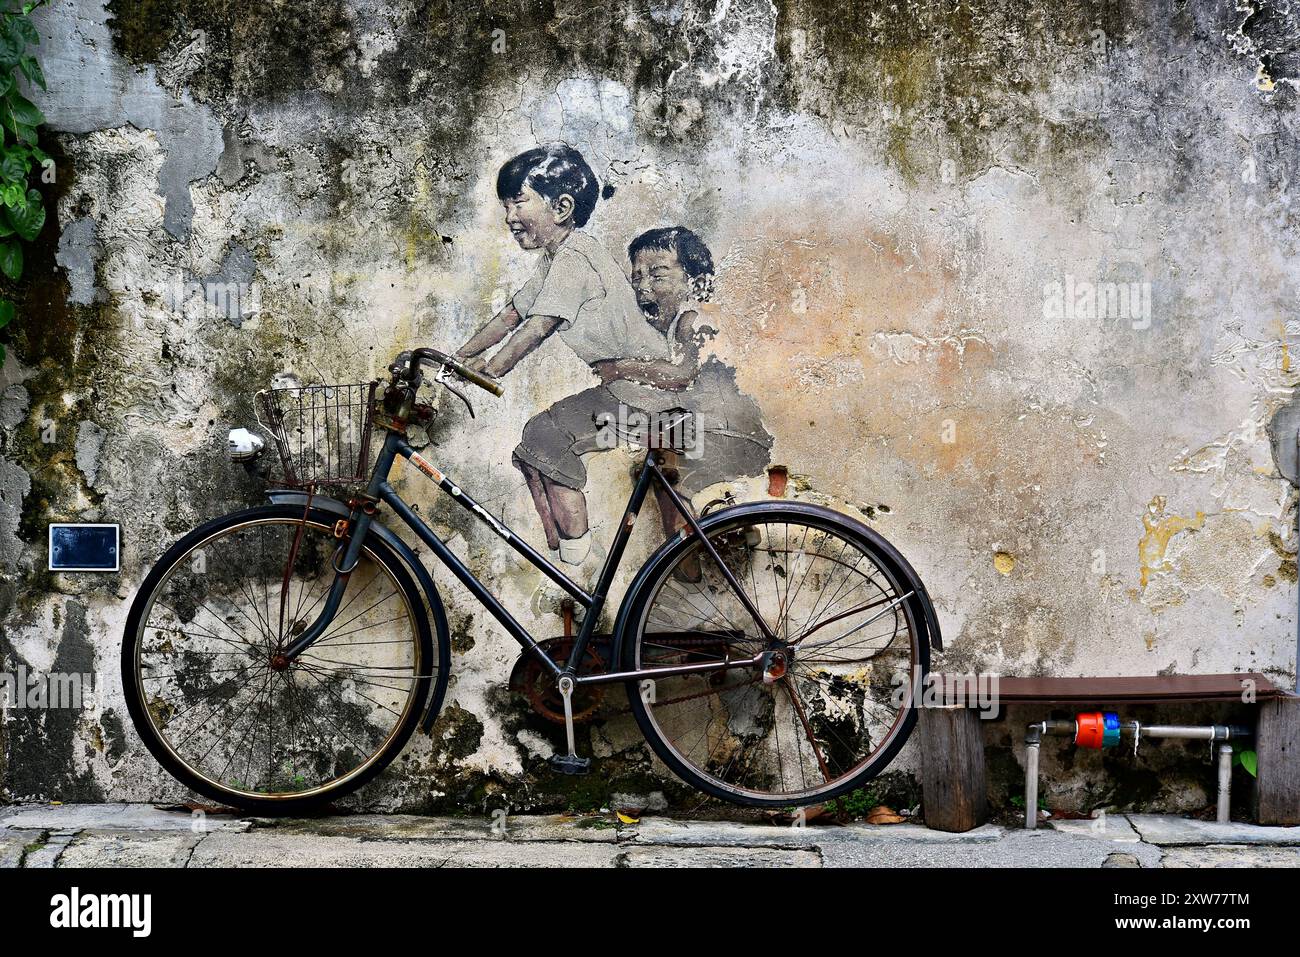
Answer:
[{"left": 1, "top": 0, "right": 1298, "bottom": 813}]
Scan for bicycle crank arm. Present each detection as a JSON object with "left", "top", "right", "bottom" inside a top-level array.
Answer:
[
  {"left": 550, "top": 675, "right": 591, "bottom": 775},
  {"left": 573, "top": 652, "right": 766, "bottom": 686}
]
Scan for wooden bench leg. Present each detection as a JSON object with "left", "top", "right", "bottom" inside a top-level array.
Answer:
[
  {"left": 1255, "top": 696, "right": 1300, "bottom": 825},
  {"left": 919, "top": 704, "right": 988, "bottom": 832}
]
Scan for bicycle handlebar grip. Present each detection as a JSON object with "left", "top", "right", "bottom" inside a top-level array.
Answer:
[
  {"left": 445, "top": 357, "right": 505, "bottom": 397},
  {"left": 405, "top": 347, "right": 504, "bottom": 397}
]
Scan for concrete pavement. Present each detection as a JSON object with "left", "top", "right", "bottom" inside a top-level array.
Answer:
[{"left": 1, "top": 804, "right": 1297, "bottom": 868}]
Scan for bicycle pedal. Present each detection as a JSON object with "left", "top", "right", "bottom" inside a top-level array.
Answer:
[{"left": 549, "top": 754, "right": 591, "bottom": 775}]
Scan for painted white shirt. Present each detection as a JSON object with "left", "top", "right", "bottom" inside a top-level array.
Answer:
[{"left": 512, "top": 230, "right": 671, "bottom": 364}]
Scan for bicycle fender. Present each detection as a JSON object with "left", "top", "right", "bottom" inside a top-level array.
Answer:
[
  {"left": 265, "top": 490, "right": 452, "bottom": 731},
  {"left": 610, "top": 501, "right": 943, "bottom": 669}
]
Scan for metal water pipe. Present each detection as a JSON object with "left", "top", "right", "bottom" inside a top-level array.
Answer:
[{"left": 1023, "top": 717, "right": 1252, "bottom": 829}]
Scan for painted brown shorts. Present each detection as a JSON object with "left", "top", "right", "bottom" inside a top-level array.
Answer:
[{"left": 511, "top": 362, "right": 773, "bottom": 495}]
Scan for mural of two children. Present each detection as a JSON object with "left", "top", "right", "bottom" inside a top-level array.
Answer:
[{"left": 455, "top": 143, "right": 773, "bottom": 567}]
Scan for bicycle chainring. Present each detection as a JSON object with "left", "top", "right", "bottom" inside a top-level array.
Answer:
[{"left": 510, "top": 637, "right": 608, "bottom": 724}]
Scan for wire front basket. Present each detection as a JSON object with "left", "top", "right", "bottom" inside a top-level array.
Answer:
[{"left": 255, "top": 381, "right": 379, "bottom": 490}]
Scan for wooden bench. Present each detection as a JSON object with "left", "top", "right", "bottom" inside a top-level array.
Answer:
[{"left": 918, "top": 672, "right": 1298, "bottom": 832}]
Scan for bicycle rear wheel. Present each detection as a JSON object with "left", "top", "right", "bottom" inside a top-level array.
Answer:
[
  {"left": 623, "top": 504, "right": 927, "bottom": 807},
  {"left": 122, "top": 505, "right": 434, "bottom": 812}
]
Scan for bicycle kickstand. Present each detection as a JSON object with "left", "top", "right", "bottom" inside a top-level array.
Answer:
[{"left": 549, "top": 675, "right": 592, "bottom": 775}]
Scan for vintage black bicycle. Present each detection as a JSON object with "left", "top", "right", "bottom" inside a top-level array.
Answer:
[{"left": 122, "top": 347, "right": 942, "bottom": 812}]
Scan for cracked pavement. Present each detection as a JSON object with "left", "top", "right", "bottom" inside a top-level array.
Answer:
[{"left": 2, "top": 805, "right": 1298, "bottom": 868}]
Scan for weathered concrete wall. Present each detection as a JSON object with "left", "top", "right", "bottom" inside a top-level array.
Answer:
[{"left": 1, "top": 0, "right": 1297, "bottom": 813}]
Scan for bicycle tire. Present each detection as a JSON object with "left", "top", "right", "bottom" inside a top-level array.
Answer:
[
  {"left": 122, "top": 504, "right": 436, "bottom": 813},
  {"left": 619, "top": 501, "right": 930, "bottom": 808}
]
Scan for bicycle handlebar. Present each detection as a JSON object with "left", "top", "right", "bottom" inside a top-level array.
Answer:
[{"left": 401, "top": 347, "right": 505, "bottom": 397}]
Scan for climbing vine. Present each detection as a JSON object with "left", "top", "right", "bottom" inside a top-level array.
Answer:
[{"left": 0, "top": 0, "right": 50, "bottom": 366}]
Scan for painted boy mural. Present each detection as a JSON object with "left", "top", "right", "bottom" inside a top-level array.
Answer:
[
  {"left": 455, "top": 143, "right": 771, "bottom": 569},
  {"left": 624, "top": 226, "right": 773, "bottom": 540}
]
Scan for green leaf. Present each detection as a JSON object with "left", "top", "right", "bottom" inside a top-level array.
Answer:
[
  {"left": 5, "top": 91, "right": 42, "bottom": 127},
  {"left": 0, "top": 73, "right": 13, "bottom": 99},
  {"left": 1, "top": 182, "right": 21, "bottom": 206},
  {"left": 0, "top": 150, "right": 27, "bottom": 182},
  {"left": 0, "top": 218, "right": 13, "bottom": 238},
  {"left": 18, "top": 55, "right": 43, "bottom": 89},
  {"left": 27, "top": 143, "right": 45, "bottom": 163},
  {"left": 0, "top": 26, "right": 19, "bottom": 67},
  {"left": 0, "top": 239, "right": 22, "bottom": 280},
  {"left": 5, "top": 191, "right": 41, "bottom": 240},
  {"left": 1239, "top": 750, "right": 1257, "bottom": 778},
  {"left": 13, "top": 17, "right": 37, "bottom": 45},
  {"left": 1, "top": 110, "right": 35, "bottom": 144},
  {"left": 0, "top": 298, "right": 13, "bottom": 328}
]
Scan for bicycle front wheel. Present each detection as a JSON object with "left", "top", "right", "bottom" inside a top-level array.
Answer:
[
  {"left": 623, "top": 504, "right": 927, "bottom": 808},
  {"left": 122, "top": 505, "right": 434, "bottom": 812}
]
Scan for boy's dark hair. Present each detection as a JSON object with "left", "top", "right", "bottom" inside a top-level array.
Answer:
[
  {"left": 496, "top": 143, "right": 600, "bottom": 228},
  {"left": 627, "top": 226, "right": 716, "bottom": 301}
]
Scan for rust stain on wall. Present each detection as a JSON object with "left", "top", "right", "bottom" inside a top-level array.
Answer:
[{"left": 1139, "top": 495, "right": 1207, "bottom": 590}]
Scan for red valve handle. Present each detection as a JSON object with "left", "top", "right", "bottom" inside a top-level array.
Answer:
[{"left": 1075, "top": 711, "right": 1106, "bottom": 749}]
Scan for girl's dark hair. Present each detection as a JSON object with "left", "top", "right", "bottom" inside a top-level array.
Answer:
[
  {"left": 627, "top": 226, "right": 716, "bottom": 301},
  {"left": 496, "top": 143, "right": 600, "bottom": 227}
]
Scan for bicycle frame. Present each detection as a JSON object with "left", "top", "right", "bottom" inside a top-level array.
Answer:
[{"left": 279, "top": 427, "right": 774, "bottom": 687}]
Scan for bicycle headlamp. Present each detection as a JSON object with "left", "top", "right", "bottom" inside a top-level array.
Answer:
[{"left": 227, "top": 427, "right": 265, "bottom": 462}]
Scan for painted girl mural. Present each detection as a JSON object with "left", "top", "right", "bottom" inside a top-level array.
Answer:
[{"left": 455, "top": 143, "right": 771, "bottom": 568}]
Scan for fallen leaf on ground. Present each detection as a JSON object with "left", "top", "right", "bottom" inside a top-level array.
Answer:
[
  {"left": 763, "top": 804, "right": 830, "bottom": 826},
  {"left": 1050, "top": 808, "right": 1094, "bottom": 820},
  {"left": 865, "top": 806, "right": 905, "bottom": 825}
]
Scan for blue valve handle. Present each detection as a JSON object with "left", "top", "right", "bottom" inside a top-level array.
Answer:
[{"left": 1102, "top": 711, "right": 1121, "bottom": 749}]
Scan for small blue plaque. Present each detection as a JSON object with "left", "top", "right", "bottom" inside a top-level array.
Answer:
[{"left": 48, "top": 523, "right": 120, "bottom": 572}]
